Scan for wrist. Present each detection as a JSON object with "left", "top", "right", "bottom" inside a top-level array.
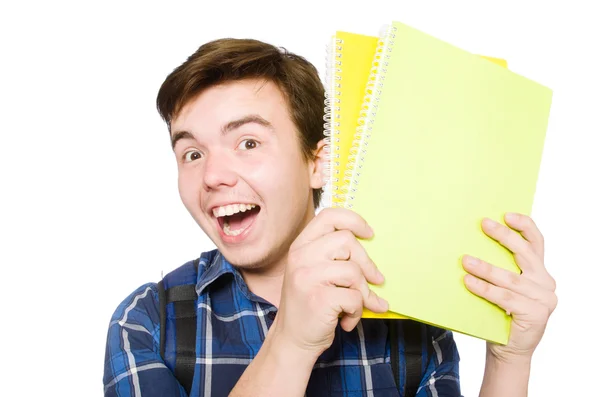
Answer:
[
  {"left": 266, "top": 327, "right": 320, "bottom": 372},
  {"left": 230, "top": 325, "right": 317, "bottom": 396},
  {"left": 486, "top": 347, "right": 533, "bottom": 367},
  {"left": 480, "top": 348, "right": 532, "bottom": 397}
]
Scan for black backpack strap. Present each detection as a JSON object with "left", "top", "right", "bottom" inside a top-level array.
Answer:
[
  {"left": 158, "top": 259, "right": 200, "bottom": 395},
  {"left": 388, "top": 320, "right": 400, "bottom": 388},
  {"left": 158, "top": 280, "right": 167, "bottom": 359},
  {"left": 402, "top": 320, "right": 423, "bottom": 397},
  {"left": 169, "top": 284, "right": 197, "bottom": 394},
  {"left": 388, "top": 319, "right": 425, "bottom": 396}
]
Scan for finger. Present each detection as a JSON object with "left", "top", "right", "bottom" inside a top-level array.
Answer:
[
  {"left": 504, "top": 212, "right": 544, "bottom": 258},
  {"left": 464, "top": 274, "right": 544, "bottom": 317},
  {"left": 295, "top": 230, "right": 384, "bottom": 285},
  {"left": 325, "top": 230, "right": 384, "bottom": 284},
  {"left": 481, "top": 218, "right": 538, "bottom": 272},
  {"left": 330, "top": 288, "right": 382, "bottom": 332},
  {"left": 327, "top": 287, "right": 363, "bottom": 332},
  {"left": 292, "top": 207, "right": 373, "bottom": 250},
  {"left": 462, "top": 255, "right": 557, "bottom": 308},
  {"left": 322, "top": 260, "right": 388, "bottom": 311}
]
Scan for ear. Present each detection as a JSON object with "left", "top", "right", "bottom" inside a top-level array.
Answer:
[{"left": 309, "top": 138, "right": 328, "bottom": 189}]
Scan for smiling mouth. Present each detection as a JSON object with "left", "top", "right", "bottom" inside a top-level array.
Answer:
[{"left": 213, "top": 203, "right": 261, "bottom": 237}]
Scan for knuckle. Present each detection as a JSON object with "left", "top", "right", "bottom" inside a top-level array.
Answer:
[
  {"left": 501, "top": 289, "right": 514, "bottom": 304},
  {"left": 338, "top": 229, "right": 355, "bottom": 243},
  {"left": 318, "top": 207, "right": 333, "bottom": 218},
  {"left": 334, "top": 231, "right": 356, "bottom": 252},
  {"left": 340, "top": 266, "right": 361, "bottom": 289},
  {"left": 478, "top": 259, "right": 493, "bottom": 278},
  {"left": 549, "top": 293, "right": 558, "bottom": 312},
  {"left": 316, "top": 207, "right": 334, "bottom": 225},
  {"left": 508, "top": 271, "right": 522, "bottom": 287},
  {"left": 514, "top": 252, "right": 526, "bottom": 265},
  {"left": 333, "top": 246, "right": 350, "bottom": 261},
  {"left": 477, "top": 278, "right": 490, "bottom": 294}
]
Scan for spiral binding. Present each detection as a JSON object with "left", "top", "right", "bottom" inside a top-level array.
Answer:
[
  {"left": 340, "top": 24, "right": 397, "bottom": 209},
  {"left": 322, "top": 35, "right": 343, "bottom": 207}
]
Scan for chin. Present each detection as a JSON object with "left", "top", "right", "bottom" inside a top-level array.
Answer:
[
  {"left": 193, "top": 199, "right": 309, "bottom": 272},
  {"left": 215, "top": 226, "right": 293, "bottom": 272},
  {"left": 217, "top": 243, "right": 279, "bottom": 270}
]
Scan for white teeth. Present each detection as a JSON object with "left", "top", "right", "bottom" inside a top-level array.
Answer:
[
  {"left": 223, "top": 220, "right": 243, "bottom": 236},
  {"left": 214, "top": 203, "right": 259, "bottom": 237},
  {"left": 212, "top": 203, "right": 257, "bottom": 218}
]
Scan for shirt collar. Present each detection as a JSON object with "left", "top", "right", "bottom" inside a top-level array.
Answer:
[{"left": 195, "top": 249, "right": 270, "bottom": 305}]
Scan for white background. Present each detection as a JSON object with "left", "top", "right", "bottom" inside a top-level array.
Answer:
[{"left": 1, "top": 0, "right": 598, "bottom": 395}]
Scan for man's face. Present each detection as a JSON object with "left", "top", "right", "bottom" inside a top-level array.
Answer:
[{"left": 171, "top": 79, "right": 324, "bottom": 269}]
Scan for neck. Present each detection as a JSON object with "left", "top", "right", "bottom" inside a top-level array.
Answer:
[{"left": 239, "top": 256, "right": 287, "bottom": 307}]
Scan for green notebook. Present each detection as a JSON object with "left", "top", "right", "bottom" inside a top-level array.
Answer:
[{"left": 342, "top": 21, "right": 553, "bottom": 344}]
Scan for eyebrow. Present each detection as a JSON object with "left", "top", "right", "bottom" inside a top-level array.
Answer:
[{"left": 170, "top": 114, "right": 273, "bottom": 150}]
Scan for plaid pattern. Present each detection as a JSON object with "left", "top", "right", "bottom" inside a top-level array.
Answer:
[{"left": 104, "top": 250, "right": 461, "bottom": 396}]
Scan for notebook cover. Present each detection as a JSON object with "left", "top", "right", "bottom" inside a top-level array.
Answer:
[
  {"left": 342, "top": 21, "right": 552, "bottom": 343},
  {"left": 325, "top": 30, "right": 512, "bottom": 321}
]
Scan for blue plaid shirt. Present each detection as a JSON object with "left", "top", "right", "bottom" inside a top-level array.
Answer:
[{"left": 104, "top": 250, "right": 461, "bottom": 396}]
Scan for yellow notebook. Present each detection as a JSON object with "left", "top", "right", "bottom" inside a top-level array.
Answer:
[
  {"left": 323, "top": 30, "right": 511, "bottom": 321},
  {"left": 341, "top": 22, "right": 552, "bottom": 343},
  {"left": 324, "top": 31, "right": 507, "bottom": 209}
]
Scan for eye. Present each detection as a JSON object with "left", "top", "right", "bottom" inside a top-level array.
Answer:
[
  {"left": 183, "top": 150, "right": 203, "bottom": 162},
  {"left": 238, "top": 139, "right": 260, "bottom": 151}
]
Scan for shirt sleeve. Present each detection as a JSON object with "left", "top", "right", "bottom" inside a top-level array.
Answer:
[
  {"left": 103, "top": 283, "right": 188, "bottom": 397},
  {"left": 416, "top": 327, "right": 462, "bottom": 397}
]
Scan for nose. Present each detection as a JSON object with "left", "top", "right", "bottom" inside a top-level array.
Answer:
[{"left": 202, "top": 152, "right": 238, "bottom": 190}]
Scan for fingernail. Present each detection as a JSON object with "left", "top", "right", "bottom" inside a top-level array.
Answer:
[
  {"left": 483, "top": 218, "right": 497, "bottom": 228},
  {"left": 464, "top": 255, "right": 478, "bottom": 267},
  {"left": 376, "top": 269, "right": 385, "bottom": 282}
]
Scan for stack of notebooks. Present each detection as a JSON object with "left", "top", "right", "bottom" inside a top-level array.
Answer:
[{"left": 322, "top": 21, "right": 553, "bottom": 345}]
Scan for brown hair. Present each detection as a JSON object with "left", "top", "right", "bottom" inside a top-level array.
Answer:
[{"left": 156, "top": 38, "right": 325, "bottom": 207}]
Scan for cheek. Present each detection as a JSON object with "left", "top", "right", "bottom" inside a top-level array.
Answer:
[
  {"left": 177, "top": 169, "right": 201, "bottom": 209},
  {"left": 244, "top": 152, "right": 310, "bottom": 199}
]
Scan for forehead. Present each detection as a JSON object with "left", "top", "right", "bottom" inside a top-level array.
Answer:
[{"left": 171, "top": 79, "right": 289, "bottom": 132}]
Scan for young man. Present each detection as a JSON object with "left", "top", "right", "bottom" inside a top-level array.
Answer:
[{"left": 103, "top": 38, "right": 557, "bottom": 396}]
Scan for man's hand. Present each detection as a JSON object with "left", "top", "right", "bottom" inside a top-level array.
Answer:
[
  {"left": 231, "top": 208, "right": 388, "bottom": 397},
  {"left": 271, "top": 207, "right": 389, "bottom": 358},
  {"left": 462, "top": 212, "right": 557, "bottom": 362}
]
